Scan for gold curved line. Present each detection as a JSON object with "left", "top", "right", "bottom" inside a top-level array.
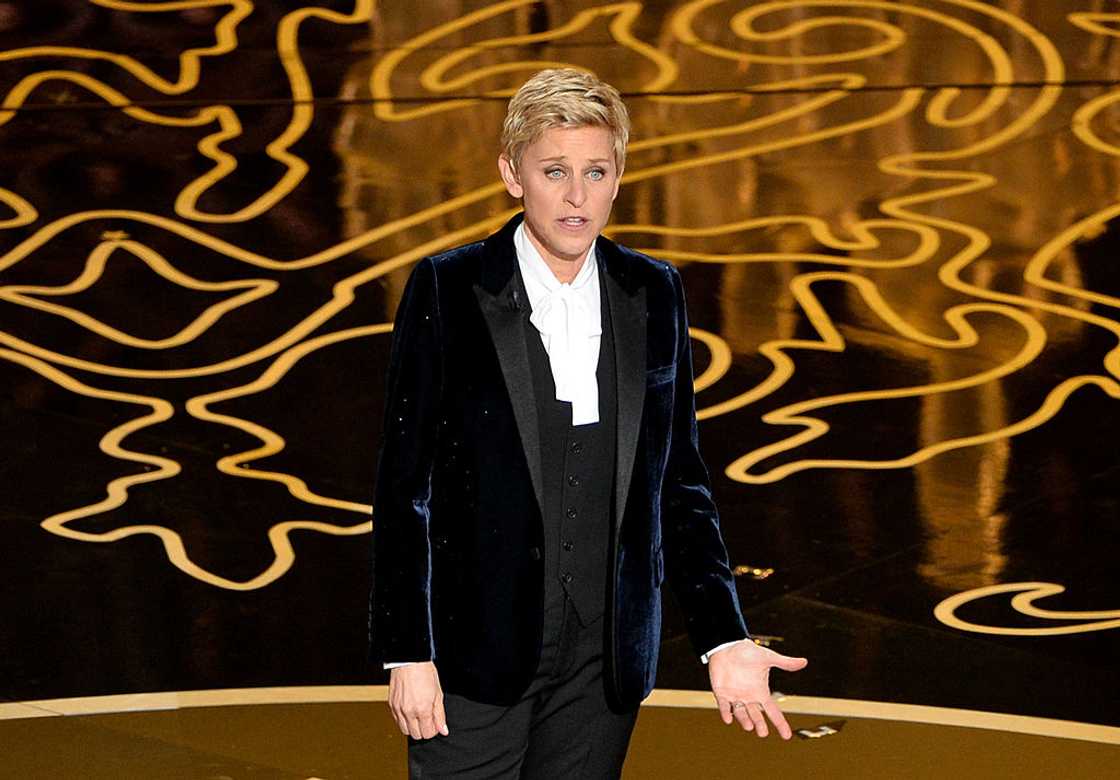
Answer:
[
  {"left": 731, "top": 376, "right": 1120, "bottom": 484},
  {"left": 1024, "top": 202, "right": 1120, "bottom": 310},
  {"left": 705, "top": 272, "right": 1046, "bottom": 424},
  {"left": 1, "top": 70, "right": 239, "bottom": 127},
  {"left": 934, "top": 582, "right": 1120, "bottom": 636},
  {"left": 0, "top": 348, "right": 204, "bottom": 586},
  {"left": 0, "top": 188, "right": 509, "bottom": 275},
  {"left": 185, "top": 323, "right": 392, "bottom": 514},
  {"left": 0, "top": 0, "right": 374, "bottom": 224},
  {"left": 0, "top": 0, "right": 252, "bottom": 96},
  {"left": 647, "top": 92, "right": 751, "bottom": 105},
  {"left": 612, "top": 214, "right": 931, "bottom": 244},
  {"left": 1017, "top": 92, "right": 1120, "bottom": 311},
  {"left": 0, "top": 70, "right": 250, "bottom": 220},
  {"left": 418, "top": 3, "right": 677, "bottom": 95},
  {"left": 608, "top": 215, "right": 940, "bottom": 269},
  {"left": 1010, "top": 586, "right": 1120, "bottom": 621},
  {"left": 0, "top": 187, "right": 37, "bottom": 229},
  {"left": 1068, "top": 12, "right": 1120, "bottom": 39},
  {"left": 726, "top": 3, "right": 907, "bottom": 64},
  {"left": 737, "top": 1, "right": 1015, "bottom": 127},
  {"left": 709, "top": 273, "right": 1054, "bottom": 481},
  {"left": 0, "top": 239, "right": 277, "bottom": 349},
  {"left": 12, "top": 331, "right": 375, "bottom": 591},
  {"left": 627, "top": 87, "right": 924, "bottom": 184},
  {"left": 372, "top": 1, "right": 677, "bottom": 123},
  {"left": 627, "top": 74, "right": 870, "bottom": 153},
  {"left": 670, "top": 0, "right": 1015, "bottom": 127},
  {"left": 370, "top": 0, "right": 536, "bottom": 122},
  {"left": 0, "top": 210, "right": 514, "bottom": 377},
  {"left": 1072, "top": 90, "right": 1120, "bottom": 158},
  {"left": 175, "top": 0, "right": 375, "bottom": 222},
  {"left": 690, "top": 327, "right": 731, "bottom": 393}
]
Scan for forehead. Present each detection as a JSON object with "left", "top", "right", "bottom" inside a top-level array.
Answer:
[{"left": 524, "top": 125, "right": 615, "bottom": 162}]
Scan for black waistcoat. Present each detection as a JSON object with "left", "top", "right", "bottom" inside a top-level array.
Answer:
[{"left": 522, "top": 265, "right": 617, "bottom": 627}]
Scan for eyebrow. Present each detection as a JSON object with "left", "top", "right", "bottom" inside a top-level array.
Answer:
[{"left": 538, "top": 156, "right": 612, "bottom": 164}]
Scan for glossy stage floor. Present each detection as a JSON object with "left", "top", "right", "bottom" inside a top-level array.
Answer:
[{"left": 1, "top": 0, "right": 1119, "bottom": 777}]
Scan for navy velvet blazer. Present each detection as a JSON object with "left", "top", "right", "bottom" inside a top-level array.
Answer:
[{"left": 370, "top": 212, "right": 748, "bottom": 708}]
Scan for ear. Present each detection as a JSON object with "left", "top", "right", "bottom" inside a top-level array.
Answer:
[{"left": 498, "top": 155, "right": 524, "bottom": 199}]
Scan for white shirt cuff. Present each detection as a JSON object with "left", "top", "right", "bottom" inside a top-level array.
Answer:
[
  {"left": 383, "top": 661, "right": 417, "bottom": 669},
  {"left": 701, "top": 638, "right": 750, "bottom": 664}
]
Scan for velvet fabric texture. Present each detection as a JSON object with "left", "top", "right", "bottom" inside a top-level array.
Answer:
[{"left": 370, "top": 212, "right": 748, "bottom": 708}]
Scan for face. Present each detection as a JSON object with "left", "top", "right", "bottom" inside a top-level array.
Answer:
[{"left": 498, "top": 125, "right": 622, "bottom": 274}]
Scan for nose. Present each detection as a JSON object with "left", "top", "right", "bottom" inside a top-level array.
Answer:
[{"left": 564, "top": 176, "right": 587, "bottom": 207}]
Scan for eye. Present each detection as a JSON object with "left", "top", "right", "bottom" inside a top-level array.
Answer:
[
  {"left": 587, "top": 168, "right": 605, "bottom": 181},
  {"left": 545, "top": 168, "right": 565, "bottom": 179}
]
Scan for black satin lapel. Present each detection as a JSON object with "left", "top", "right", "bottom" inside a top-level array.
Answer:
[
  {"left": 474, "top": 283, "right": 544, "bottom": 515},
  {"left": 604, "top": 270, "right": 646, "bottom": 530}
]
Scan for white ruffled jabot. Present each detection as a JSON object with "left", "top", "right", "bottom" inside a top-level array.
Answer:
[{"left": 514, "top": 222, "right": 602, "bottom": 426}]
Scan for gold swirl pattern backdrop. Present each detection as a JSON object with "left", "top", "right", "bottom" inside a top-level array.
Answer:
[{"left": 1, "top": 0, "right": 1119, "bottom": 647}]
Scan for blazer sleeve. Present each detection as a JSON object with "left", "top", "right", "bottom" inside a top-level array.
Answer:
[
  {"left": 660, "top": 265, "right": 751, "bottom": 657},
  {"left": 369, "top": 257, "right": 443, "bottom": 666}
]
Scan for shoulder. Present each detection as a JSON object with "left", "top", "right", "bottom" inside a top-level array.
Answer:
[
  {"left": 407, "top": 238, "right": 488, "bottom": 292},
  {"left": 601, "top": 237, "right": 684, "bottom": 300},
  {"left": 427, "top": 238, "right": 487, "bottom": 270},
  {"left": 422, "top": 238, "right": 487, "bottom": 280}
]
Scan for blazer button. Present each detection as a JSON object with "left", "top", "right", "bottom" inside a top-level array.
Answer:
[
  {"left": 529, "top": 547, "right": 541, "bottom": 561},
  {"left": 567, "top": 475, "right": 580, "bottom": 487},
  {"left": 570, "top": 441, "right": 583, "bottom": 454},
  {"left": 566, "top": 507, "right": 577, "bottom": 519},
  {"left": 562, "top": 540, "right": 574, "bottom": 552},
  {"left": 561, "top": 572, "right": 573, "bottom": 584}
]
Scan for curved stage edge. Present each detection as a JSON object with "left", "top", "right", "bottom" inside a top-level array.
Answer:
[{"left": 2, "top": 686, "right": 1117, "bottom": 779}]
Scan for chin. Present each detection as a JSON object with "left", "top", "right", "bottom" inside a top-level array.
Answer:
[
  {"left": 556, "top": 238, "right": 595, "bottom": 262},
  {"left": 535, "top": 231, "right": 584, "bottom": 259}
]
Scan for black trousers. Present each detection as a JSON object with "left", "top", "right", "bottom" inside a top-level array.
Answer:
[{"left": 407, "top": 595, "right": 639, "bottom": 779}]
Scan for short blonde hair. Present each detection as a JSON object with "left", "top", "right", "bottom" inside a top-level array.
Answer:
[{"left": 501, "top": 68, "right": 630, "bottom": 173}]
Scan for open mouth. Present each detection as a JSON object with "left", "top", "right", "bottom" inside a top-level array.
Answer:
[{"left": 559, "top": 217, "right": 589, "bottom": 228}]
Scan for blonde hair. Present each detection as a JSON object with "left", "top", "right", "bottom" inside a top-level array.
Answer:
[{"left": 501, "top": 68, "right": 630, "bottom": 173}]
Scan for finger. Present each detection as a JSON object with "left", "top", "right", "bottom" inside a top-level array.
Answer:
[
  {"left": 434, "top": 695, "right": 450, "bottom": 736},
  {"left": 732, "top": 703, "right": 753, "bottom": 732},
  {"left": 774, "top": 654, "right": 809, "bottom": 672},
  {"left": 419, "top": 714, "right": 438, "bottom": 740},
  {"left": 762, "top": 698, "right": 794, "bottom": 741},
  {"left": 387, "top": 699, "right": 407, "bottom": 735},
  {"left": 407, "top": 716, "right": 424, "bottom": 740},
  {"left": 716, "top": 697, "right": 734, "bottom": 725},
  {"left": 747, "top": 701, "right": 768, "bottom": 738}
]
